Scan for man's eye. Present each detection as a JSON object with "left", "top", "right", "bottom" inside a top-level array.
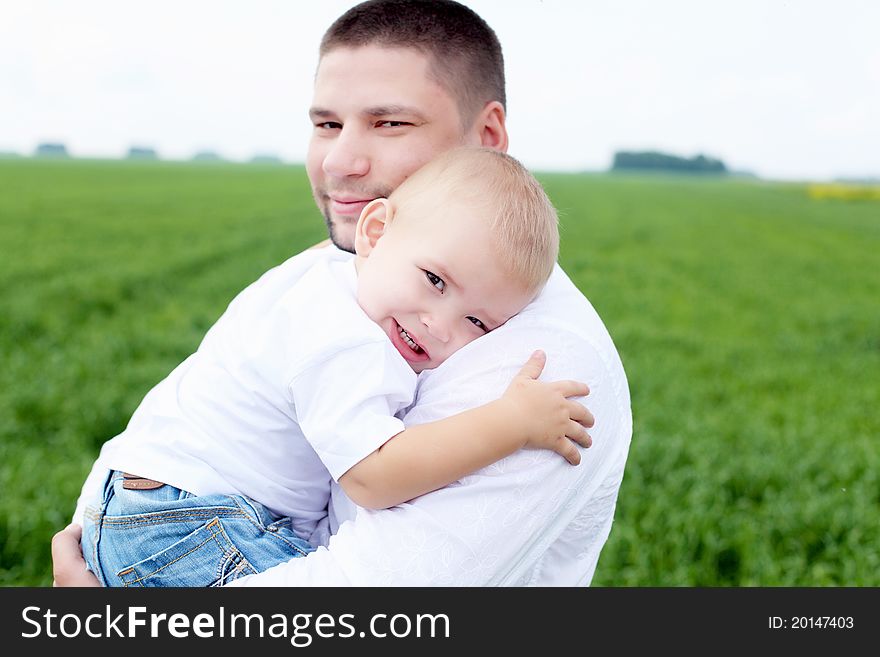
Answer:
[
  {"left": 425, "top": 270, "right": 445, "bottom": 292},
  {"left": 315, "top": 121, "right": 341, "bottom": 130},
  {"left": 467, "top": 316, "right": 488, "bottom": 332},
  {"left": 377, "top": 120, "right": 410, "bottom": 128}
]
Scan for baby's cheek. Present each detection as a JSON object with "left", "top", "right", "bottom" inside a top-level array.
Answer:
[{"left": 355, "top": 286, "right": 380, "bottom": 324}]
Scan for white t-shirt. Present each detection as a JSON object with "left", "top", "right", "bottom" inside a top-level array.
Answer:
[
  {"left": 76, "top": 249, "right": 633, "bottom": 585},
  {"left": 76, "top": 247, "right": 416, "bottom": 540},
  {"left": 228, "top": 260, "right": 633, "bottom": 586}
]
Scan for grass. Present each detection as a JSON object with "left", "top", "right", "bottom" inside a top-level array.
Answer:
[{"left": 1, "top": 159, "right": 877, "bottom": 585}]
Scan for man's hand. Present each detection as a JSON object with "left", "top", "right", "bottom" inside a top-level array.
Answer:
[
  {"left": 51, "top": 524, "right": 101, "bottom": 587},
  {"left": 499, "top": 350, "right": 594, "bottom": 465}
]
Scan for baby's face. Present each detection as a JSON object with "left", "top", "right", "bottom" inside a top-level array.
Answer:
[{"left": 356, "top": 199, "right": 534, "bottom": 373}]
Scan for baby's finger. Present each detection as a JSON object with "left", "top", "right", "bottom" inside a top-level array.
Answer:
[
  {"left": 567, "top": 420, "right": 592, "bottom": 448},
  {"left": 555, "top": 436, "right": 582, "bottom": 465},
  {"left": 568, "top": 401, "right": 595, "bottom": 428},
  {"left": 551, "top": 380, "right": 589, "bottom": 399},
  {"left": 516, "top": 350, "right": 547, "bottom": 381}
]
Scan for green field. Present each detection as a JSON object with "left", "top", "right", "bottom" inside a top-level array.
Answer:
[{"left": 1, "top": 159, "right": 877, "bottom": 586}]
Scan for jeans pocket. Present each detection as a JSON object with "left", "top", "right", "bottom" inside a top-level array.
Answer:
[
  {"left": 116, "top": 517, "right": 257, "bottom": 587},
  {"left": 82, "top": 504, "right": 106, "bottom": 586}
]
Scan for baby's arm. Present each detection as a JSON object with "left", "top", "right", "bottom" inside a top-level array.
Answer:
[{"left": 339, "top": 350, "right": 593, "bottom": 510}]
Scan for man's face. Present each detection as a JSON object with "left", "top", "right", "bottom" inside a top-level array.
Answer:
[{"left": 307, "top": 45, "right": 477, "bottom": 252}]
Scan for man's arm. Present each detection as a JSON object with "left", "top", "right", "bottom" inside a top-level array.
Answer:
[
  {"left": 54, "top": 275, "right": 632, "bottom": 587},
  {"left": 229, "top": 315, "right": 632, "bottom": 586},
  {"left": 54, "top": 323, "right": 629, "bottom": 587}
]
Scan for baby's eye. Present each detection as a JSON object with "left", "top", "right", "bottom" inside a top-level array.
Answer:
[
  {"left": 467, "top": 316, "right": 488, "bottom": 332},
  {"left": 425, "top": 270, "right": 445, "bottom": 292}
]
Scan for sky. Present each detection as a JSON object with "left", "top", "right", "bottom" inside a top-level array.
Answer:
[{"left": 2, "top": 0, "right": 878, "bottom": 181}]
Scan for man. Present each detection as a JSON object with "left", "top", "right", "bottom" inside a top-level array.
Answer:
[{"left": 53, "top": 0, "right": 631, "bottom": 586}]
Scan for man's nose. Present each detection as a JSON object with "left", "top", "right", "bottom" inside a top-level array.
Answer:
[{"left": 322, "top": 127, "right": 370, "bottom": 179}]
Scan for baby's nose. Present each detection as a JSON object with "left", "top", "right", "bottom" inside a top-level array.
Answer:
[{"left": 421, "top": 314, "right": 451, "bottom": 343}]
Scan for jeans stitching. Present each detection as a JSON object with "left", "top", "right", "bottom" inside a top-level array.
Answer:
[
  {"left": 87, "top": 469, "right": 123, "bottom": 587},
  {"left": 217, "top": 550, "right": 256, "bottom": 586},
  {"left": 228, "top": 497, "right": 310, "bottom": 557},
  {"left": 95, "top": 485, "right": 312, "bottom": 584},
  {"left": 120, "top": 518, "right": 236, "bottom": 586},
  {"left": 102, "top": 508, "right": 247, "bottom": 527}
]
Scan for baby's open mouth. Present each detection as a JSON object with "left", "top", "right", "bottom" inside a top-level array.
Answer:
[{"left": 398, "top": 325, "right": 423, "bottom": 353}]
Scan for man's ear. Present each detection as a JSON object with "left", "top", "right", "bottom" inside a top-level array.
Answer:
[
  {"left": 354, "top": 198, "right": 392, "bottom": 257},
  {"left": 474, "top": 101, "right": 509, "bottom": 152}
]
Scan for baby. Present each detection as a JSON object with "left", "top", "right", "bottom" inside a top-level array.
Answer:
[{"left": 79, "top": 147, "right": 592, "bottom": 586}]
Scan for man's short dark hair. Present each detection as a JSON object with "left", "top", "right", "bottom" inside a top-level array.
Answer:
[{"left": 320, "top": 0, "right": 505, "bottom": 128}]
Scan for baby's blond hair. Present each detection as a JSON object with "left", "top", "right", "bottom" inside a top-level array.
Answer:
[{"left": 388, "top": 147, "right": 559, "bottom": 295}]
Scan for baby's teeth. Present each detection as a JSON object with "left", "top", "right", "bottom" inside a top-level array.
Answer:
[{"left": 398, "top": 326, "right": 420, "bottom": 351}]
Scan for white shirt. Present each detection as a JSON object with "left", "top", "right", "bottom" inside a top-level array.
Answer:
[
  {"left": 228, "top": 261, "right": 633, "bottom": 586},
  {"left": 74, "top": 248, "right": 416, "bottom": 541}
]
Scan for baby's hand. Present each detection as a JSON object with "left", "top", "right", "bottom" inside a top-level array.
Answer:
[{"left": 499, "top": 350, "right": 594, "bottom": 465}]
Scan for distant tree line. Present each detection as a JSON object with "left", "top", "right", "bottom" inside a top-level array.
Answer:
[
  {"left": 612, "top": 150, "right": 728, "bottom": 174},
  {"left": 128, "top": 147, "right": 158, "bottom": 159},
  {"left": 35, "top": 143, "right": 70, "bottom": 158},
  {"left": 21, "top": 142, "right": 287, "bottom": 164}
]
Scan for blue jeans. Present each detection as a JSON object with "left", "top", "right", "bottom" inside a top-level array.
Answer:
[{"left": 82, "top": 470, "right": 313, "bottom": 587}]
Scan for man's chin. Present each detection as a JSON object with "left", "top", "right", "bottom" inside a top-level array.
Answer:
[{"left": 323, "top": 213, "right": 356, "bottom": 254}]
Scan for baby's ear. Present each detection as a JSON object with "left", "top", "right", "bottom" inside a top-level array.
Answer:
[{"left": 354, "top": 199, "right": 392, "bottom": 257}]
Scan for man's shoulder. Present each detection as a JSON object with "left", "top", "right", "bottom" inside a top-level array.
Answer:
[
  {"left": 217, "top": 245, "right": 385, "bottom": 372},
  {"left": 257, "top": 244, "right": 352, "bottom": 288},
  {"left": 219, "top": 245, "right": 352, "bottom": 316},
  {"left": 519, "top": 265, "right": 601, "bottom": 328},
  {"left": 280, "top": 253, "right": 389, "bottom": 350},
  {"left": 414, "top": 265, "right": 630, "bottom": 414},
  {"left": 246, "top": 245, "right": 356, "bottom": 311},
  {"left": 486, "top": 265, "right": 622, "bottom": 370}
]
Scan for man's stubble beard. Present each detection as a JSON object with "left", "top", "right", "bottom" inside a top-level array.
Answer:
[
  {"left": 321, "top": 206, "right": 356, "bottom": 254},
  {"left": 314, "top": 183, "right": 395, "bottom": 254}
]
